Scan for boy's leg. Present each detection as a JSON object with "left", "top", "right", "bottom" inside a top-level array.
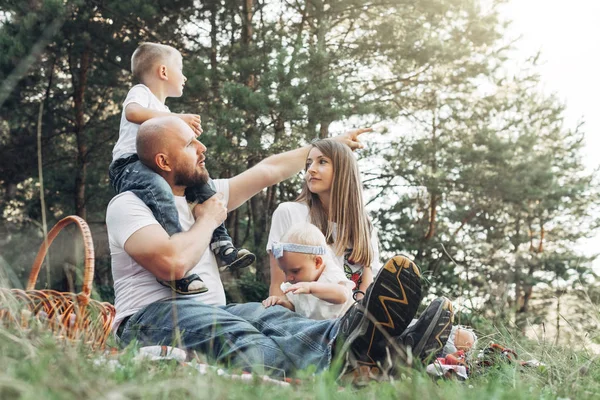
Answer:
[
  {"left": 185, "top": 181, "right": 256, "bottom": 272},
  {"left": 111, "top": 157, "right": 182, "bottom": 236},
  {"left": 110, "top": 158, "right": 207, "bottom": 295},
  {"left": 109, "top": 154, "right": 138, "bottom": 193}
]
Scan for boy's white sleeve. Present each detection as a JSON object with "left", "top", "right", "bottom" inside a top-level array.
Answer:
[
  {"left": 123, "top": 85, "right": 152, "bottom": 109},
  {"left": 266, "top": 203, "right": 294, "bottom": 252}
]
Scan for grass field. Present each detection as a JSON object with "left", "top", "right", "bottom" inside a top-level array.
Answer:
[{"left": 0, "top": 320, "right": 598, "bottom": 400}]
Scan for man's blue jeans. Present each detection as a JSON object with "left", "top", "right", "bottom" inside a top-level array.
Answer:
[
  {"left": 118, "top": 299, "right": 340, "bottom": 376},
  {"left": 108, "top": 155, "right": 231, "bottom": 243}
]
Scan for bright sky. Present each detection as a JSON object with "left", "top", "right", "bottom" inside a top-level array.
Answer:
[{"left": 500, "top": 0, "right": 600, "bottom": 269}]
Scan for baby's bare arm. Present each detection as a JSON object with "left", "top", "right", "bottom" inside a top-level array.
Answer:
[{"left": 284, "top": 282, "right": 350, "bottom": 304}]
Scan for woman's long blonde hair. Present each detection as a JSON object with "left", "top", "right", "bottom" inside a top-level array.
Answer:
[{"left": 296, "top": 139, "right": 374, "bottom": 267}]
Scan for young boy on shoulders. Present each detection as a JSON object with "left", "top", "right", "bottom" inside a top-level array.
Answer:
[{"left": 109, "top": 42, "right": 255, "bottom": 295}]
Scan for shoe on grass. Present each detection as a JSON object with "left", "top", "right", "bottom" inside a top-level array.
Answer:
[
  {"left": 399, "top": 296, "right": 454, "bottom": 362},
  {"left": 336, "top": 255, "right": 423, "bottom": 384}
]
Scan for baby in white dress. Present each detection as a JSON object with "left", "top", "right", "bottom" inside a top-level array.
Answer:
[{"left": 262, "top": 223, "right": 355, "bottom": 320}]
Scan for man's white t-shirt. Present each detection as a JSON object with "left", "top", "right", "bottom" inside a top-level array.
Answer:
[
  {"left": 106, "top": 179, "right": 230, "bottom": 331},
  {"left": 282, "top": 259, "right": 355, "bottom": 320},
  {"left": 267, "top": 202, "right": 382, "bottom": 287},
  {"left": 112, "top": 84, "right": 169, "bottom": 161}
]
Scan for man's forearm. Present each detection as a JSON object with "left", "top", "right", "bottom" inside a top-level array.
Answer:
[
  {"left": 227, "top": 145, "right": 311, "bottom": 210},
  {"left": 169, "top": 218, "right": 215, "bottom": 273},
  {"left": 257, "top": 127, "right": 368, "bottom": 184},
  {"left": 255, "top": 145, "right": 311, "bottom": 187},
  {"left": 148, "top": 217, "right": 216, "bottom": 281}
]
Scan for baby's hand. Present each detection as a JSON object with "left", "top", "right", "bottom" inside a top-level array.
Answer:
[
  {"left": 178, "top": 113, "right": 203, "bottom": 135},
  {"left": 283, "top": 282, "right": 313, "bottom": 295},
  {"left": 262, "top": 295, "right": 293, "bottom": 310},
  {"left": 262, "top": 296, "right": 280, "bottom": 308},
  {"left": 280, "top": 282, "right": 292, "bottom": 293}
]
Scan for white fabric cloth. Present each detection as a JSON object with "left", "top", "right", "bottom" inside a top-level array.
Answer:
[
  {"left": 281, "top": 261, "right": 355, "bottom": 320},
  {"left": 106, "top": 179, "right": 230, "bottom": 329},
  {"left": 112, "top": 84, "right": 170, "bottom": 161},
  {"left": 267, "top": 202, "right": 382, "bottom": 285}
]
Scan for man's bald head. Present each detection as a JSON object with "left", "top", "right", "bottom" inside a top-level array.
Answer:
[{"left": 137, "top": 116, "right": 189, "bottom": 171}]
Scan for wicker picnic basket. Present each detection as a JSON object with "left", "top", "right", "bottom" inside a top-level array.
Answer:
[{"left": 0, "top": 216, "right": 115, "bottom": 348}]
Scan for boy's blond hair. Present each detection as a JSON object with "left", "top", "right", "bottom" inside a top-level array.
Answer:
[
  {"left": 281, "top": 223, "right": 327, "bottom": 260},
  {"left": 131, "top": 42, "right": 180, "bottom": 83}
]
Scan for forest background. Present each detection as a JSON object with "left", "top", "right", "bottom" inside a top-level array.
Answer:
[{"left": 1, "top": 0, "right": 599, "bottom": 348}]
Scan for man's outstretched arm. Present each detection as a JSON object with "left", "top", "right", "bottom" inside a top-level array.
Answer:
[{"left": 226, "top": 128, "right": 371, "bottom": 211}]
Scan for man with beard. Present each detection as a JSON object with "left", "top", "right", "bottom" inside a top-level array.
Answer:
[{"left": 106, "top": 116, "right": 428, "bottom": 380}]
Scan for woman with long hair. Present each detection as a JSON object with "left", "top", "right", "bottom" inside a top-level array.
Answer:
[
  {"left": 266, "top": 138, "right": 455, "bottom": 364},
  {"left": 267, "top": 139, "right": 380, "bottom": 298}
]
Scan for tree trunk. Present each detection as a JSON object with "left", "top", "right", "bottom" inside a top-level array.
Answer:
[
  {"left": 555, "top": 292, "right": 561, "bottom": 344},
  {"left": 424, "top": 104, "right": 438, "bottom": 240},
  {"left": 424, "top": 194, "right": 438, "bottom": 240},
  {"left": 240, "top": 0, "right": 269, "bottom": 283},
  {"left": 71, "top": 45, "right": 91, "bottom": 219},
  {"left": 319, "top": 120, "right": 331, "bottom": 139},
  {"left": 515, "top": 265, "right": 535, "bottom": 330},
  {"left": 209, "top": 0, "right": 221, "bottom": 103}
]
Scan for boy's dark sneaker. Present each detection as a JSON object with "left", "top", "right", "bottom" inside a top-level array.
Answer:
[
  {"left": 398, "top": 297, "right": 454, "bottom": 362},
  {"left": 212, "top": 240, "right": 256, "bottom": 272},
  {"left": 336, "top": 255, "right": 422, "bottom": 383},
  {"left": 217, "top": 248, "right": 256, "bottom": 273},
  {"left": 157, "top": 273, "right": 208, "bottom": 295}
]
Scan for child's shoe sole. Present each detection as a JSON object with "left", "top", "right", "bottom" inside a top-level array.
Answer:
[{"left": 219, "top": 249, "right": 256, "bottom": 272}]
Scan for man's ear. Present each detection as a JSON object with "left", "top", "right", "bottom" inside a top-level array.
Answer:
[{"left": 155, "top": 153, "right": 172, "bottom": 172}]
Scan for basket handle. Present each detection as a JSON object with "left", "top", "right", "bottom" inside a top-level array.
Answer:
[{"left": 27, "top": 215, "right": 95, "bottom": 297}]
